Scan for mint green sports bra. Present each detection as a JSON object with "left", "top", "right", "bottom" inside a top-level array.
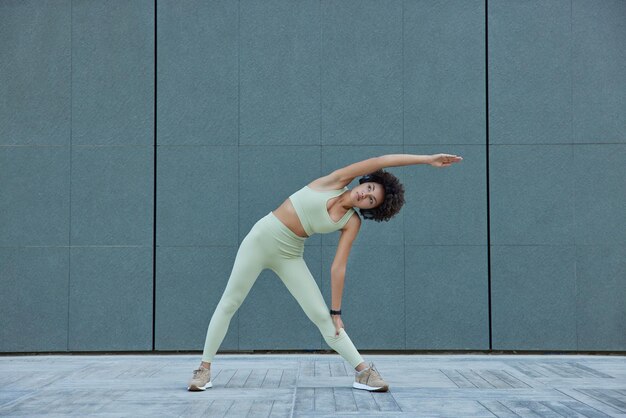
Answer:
[{"left": 288, "top": 185, "right": 356, "bottom": 236}]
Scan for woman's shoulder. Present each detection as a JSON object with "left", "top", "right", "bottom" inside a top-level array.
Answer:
[{"left": 307, "top": 174, "right": 349, "bottom": 192}]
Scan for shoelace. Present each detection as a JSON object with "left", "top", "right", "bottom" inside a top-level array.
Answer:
[
  {"left": 368, "top": 363, "right": 382, "bottom": 379},
  {"left": 192, "top": 368, "right": 208, "bottom": 377}
]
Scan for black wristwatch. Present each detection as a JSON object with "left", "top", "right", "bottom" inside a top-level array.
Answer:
[{"left": 330, "top": 309, "right": 341, "bottom": 315}]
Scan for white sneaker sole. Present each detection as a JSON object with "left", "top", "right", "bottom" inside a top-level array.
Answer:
[
  {"left": 187, "top": 381, "right": 213, "bottom": 391},
  {"left": 352, "top": 381, "right": 388, "bottom": 392}
]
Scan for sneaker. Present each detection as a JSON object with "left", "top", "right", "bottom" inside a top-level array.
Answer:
[
  {"left": 187, "top": 366, "right": 212, "bottom": 391},
  {"left": 353, "top": 361, "right": 389, "bottom": 392}
]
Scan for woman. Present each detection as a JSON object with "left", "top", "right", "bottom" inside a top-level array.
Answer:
[{"left": 187, "top": 153, "right": 463, "bottom": 392}]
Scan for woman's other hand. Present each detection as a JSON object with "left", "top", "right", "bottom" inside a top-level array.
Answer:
[
  {"left": 429, "top": 153, "right": 463, "bottom": 167},
  {"left": 331, "top": 315, "right": 344, "bottom": 336}
]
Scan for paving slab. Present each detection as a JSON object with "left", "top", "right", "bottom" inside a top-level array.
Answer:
[{"left": 0, "top": 354, "right": 625, "bottom": 417}]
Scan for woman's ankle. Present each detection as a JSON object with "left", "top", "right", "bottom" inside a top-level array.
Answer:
[{"left": 355, "top": 362, "right": 368, "bottom": 372}]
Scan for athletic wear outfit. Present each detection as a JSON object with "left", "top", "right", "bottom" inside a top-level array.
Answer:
[{"left": 200, "top": 185, "right": 363, "bottom": 368}]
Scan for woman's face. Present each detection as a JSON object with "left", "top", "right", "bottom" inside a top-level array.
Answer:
[{"left": 351, "top": 182, "right": 384, "bottom": 209}]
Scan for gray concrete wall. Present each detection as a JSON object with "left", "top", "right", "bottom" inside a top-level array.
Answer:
[{"left": 1, "top": 0, "right": 624, "bottom": 353}]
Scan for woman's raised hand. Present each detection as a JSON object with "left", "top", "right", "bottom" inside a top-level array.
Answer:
[{"left": 429, "top": 153, "right": 463, "bottom": 167}]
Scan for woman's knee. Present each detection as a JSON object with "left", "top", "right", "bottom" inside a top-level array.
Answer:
[
  {"left": 301, "top": 304, "right": 328, "bottom": 325},
  {"left": 216, "top": 297, "right": 242, "bottom": 316},
  {"left": 321, "top": 327, "right": 347, "bottom": 344}
]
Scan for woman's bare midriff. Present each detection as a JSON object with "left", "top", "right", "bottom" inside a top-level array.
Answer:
[{"left": 272, "top": 198, "right": 310, "bottom": 238}]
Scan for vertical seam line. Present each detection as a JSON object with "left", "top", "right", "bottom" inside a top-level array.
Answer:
[
  {"left": 402, "top": 0, "right": 406, "bottom": 351},
  {"left": 152, "top": 0, "right": 157, "bottom": 351},
  {"left": 485, "top": 0, "right": 493, "bottom": 351},
  {"left": 67, "top": 0, "right": 73, "bottom": 351},
  {"left": 319, "top": 0, "right": 323, "bottom": 350},
  {"left": 237, "top": 0, "right": 241, "bottom": 352}
]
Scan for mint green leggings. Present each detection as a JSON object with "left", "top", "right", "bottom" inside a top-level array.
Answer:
[{"left": 202, "top": 211, "right": 365, "bottom": 369}]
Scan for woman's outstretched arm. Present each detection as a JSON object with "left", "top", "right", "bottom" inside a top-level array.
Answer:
[
  {"left": 380, "top": 153, "right": 462, "bottom": 167},
  {"left": 332, "top": 153, "right": 462, "bottom": 182}
]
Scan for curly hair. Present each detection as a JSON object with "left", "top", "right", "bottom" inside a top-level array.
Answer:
[{"left": 356, "top": 169, "right": 405, "bottom": 222}]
